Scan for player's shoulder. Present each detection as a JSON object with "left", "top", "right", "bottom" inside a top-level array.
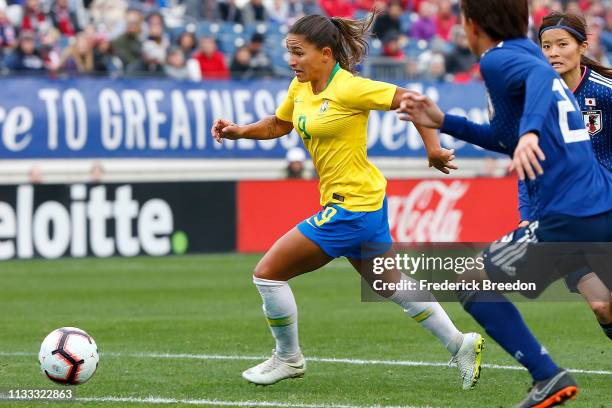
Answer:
[
  {"left": 481, "top": 38, "right": 548, "bottom": 73},
  {"left": 586, "top": 69, "right": 612, "bottom": 94},
  {"left": 328, "top": 69, "right": 365, "bottom": 98},
  {"left": 330, "top": 68, "right": 357, "bottom": 90}
]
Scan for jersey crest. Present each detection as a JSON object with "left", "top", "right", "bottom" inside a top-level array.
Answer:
[
  {"left": 319, "top": 99, "right": 329, "bottom": 114},
  {"left": 583, "top": 110, "right": 603, "bottom": 135}
]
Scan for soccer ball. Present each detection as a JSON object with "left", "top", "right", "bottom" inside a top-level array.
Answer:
[{"left": 39, "top": 327, "right": 99, "bottom": 385}]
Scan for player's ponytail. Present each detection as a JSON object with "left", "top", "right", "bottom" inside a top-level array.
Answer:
[
  {"left": 289, "top": 12, "right": 377, "bottom": 74},
  {"left": 539, "top": 11, "right": 612, "bottom": 79}
]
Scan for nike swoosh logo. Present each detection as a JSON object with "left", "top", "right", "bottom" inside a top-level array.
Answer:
[{"left": 533, "top": 371, "right": 566, "bottom": 401}]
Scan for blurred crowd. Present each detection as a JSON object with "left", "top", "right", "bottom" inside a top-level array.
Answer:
[{"left": 0, "top": 0, "right": 609, "bottom": 81}]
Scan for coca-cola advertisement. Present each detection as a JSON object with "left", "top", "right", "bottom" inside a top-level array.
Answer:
[{"left": 237, "top": 178, "right": 519, "bottom": 252}]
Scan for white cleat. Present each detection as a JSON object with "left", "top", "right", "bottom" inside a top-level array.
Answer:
[
  {"left": 449, "top": 332, "right": 484, "bottom": 390},
  {"left": 242, "top": 350, "right": 306, "bottom": 386}
]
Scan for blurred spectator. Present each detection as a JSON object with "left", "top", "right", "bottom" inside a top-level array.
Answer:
[
  {"left": 299, "top": 0, "right": 322, "bottom": 16},
  {"left": 0, "top": 8, "right": 17, "bottom": 59},
  {"left": 319, "top": 0, "right": 355, "bottom": 18},
  {"left": 126, "top": 39, "right": 165, "bottom": 76},
  {"left": 193, "top": 36, "right": 229, "bottom": 79},
  {"left": 112, "top": 8, "right": 144, "bottom": 69},
  {"left": 39, "top": 26, "right": 62, "bottom": 72},
  {"left": 243, "top": 0, "right": 267, "bottom": 24},
  {"left": 382, "top": 31, "right": 404, "bottom": 60},
  {"left": 372, "top": 1, "right": 404, "bottom": 42},
  {"left": 404, "top": 58, "right": 419, "bottom": 80},
  {"left": 248, "top": 32, "right": 274, "bottom": 78},
  {"left": 93, "top": 33, "right": 120, "bottom": 75},
  {"left": 585, "top": 16, "right": 610, "bottom": 65},
  {"left": 5, "top": 31, "right": 46, "bottom": 73},
  {"left": 419, "top": 51, "right": 446, "bottom": 82},
  {"left": 602, "top": 9, "right": 612, "bottom": 58},
  {"left": 356, "top": 0, "right": 398, "bottom": 11},
  {"left": 28, "top": 165, "right": 43, "bottom": 184},
  {"left": 566, "top": 1, "right": 581, "bottom": 14},
  {"left": 266, "top": 0, "right": 289, "bottom": 25},
  {"left": 177, "top": 30, "right": 196, "bottom": 57},
  {"left": 90, "top": 161, "right": 104, "bottom": 183},
  {"left": 285, "top": 147, "right": 307, "bottom": 179},
  {"left": 531, "top": 0, "right": 551, "bottom": 27},
  {"left": 144, "top": 11, "right": 169, "bottom": 63},
  {"left": 58, "top": 32, "right": 93, "bottom": 75},
  {"left": 444, "top": 25, "right": 477, "bottom": 76},
  {"left": 435, "top": 0, "right": 456, "bottom": 41},
  {"left": 230, "top": 45, "right": 252, "bottom": 79},
  {"left": 89, "top": 0, "right": 128, "bottom": 39},
  {"left": 184, "top": 0, "right": 217, "bottom": 21},
  {"left": 20, "top": 0, "right": 49, "bottom": 36},
  {"left": 0, "top": 0, "right": 609, "bottom": 82},
  {"left": 218, "top": 0, "right": 243, "bottom": 24},
  {"left": 410, "top": 0, "right": 437, "bottom": 41},
  {"left": 50, "top": 0, "right": 81, "bottom": 37},
  {"left": 164, "top": 47, "right": 191, "bottom": 79}
]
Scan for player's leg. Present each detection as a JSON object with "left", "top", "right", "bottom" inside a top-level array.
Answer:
[
  {"left": 573, "top": 272, "right": 612, "bottom": 339},
  {"left": 349, "top": 256, "right": 465, "bottom": 353},
  {"left": 244, "top": 227, "right": 333, "bottom": 385},
  {"left": 348, "top": 255, "right": 483, "bottom": 390}
]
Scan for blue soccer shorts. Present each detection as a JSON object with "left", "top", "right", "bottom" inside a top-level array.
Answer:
[
  {"left": 297, "top": 197, "right": 391, "bottom": 259},
  {"left": 483, "top": 211, "right": 612, "bottom": 298}
]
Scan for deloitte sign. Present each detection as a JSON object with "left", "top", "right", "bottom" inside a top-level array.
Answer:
[{"left": 0, "top": 182, "right": 236, "bottom": 259}]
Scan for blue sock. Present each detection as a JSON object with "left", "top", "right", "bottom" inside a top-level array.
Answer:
[{"left": 462, "top": 291, "right": 558, "bottom": 381}]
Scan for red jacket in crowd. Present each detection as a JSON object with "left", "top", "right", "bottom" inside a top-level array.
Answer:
[{"left": 193, "top": 51, "right": 229, "bottom": 80}]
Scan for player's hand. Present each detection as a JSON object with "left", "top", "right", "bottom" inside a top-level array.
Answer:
[
  {"left": 211, "top": 119, "right": 243, "bottom": 143},
  {"left": 397, "top": 92, "right": 444, "bottom": 129},
  {"left": 428, "top": 147, "right": 458, "bottom": 174},
  {"left": 510, "top": 133, "right": 545, "bottom": 181},
  {"left": 518, "top": 220, "right": 530, "bottom": 228}
]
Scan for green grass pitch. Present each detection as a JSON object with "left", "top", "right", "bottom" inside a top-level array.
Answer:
[{"left": 0, "top": 254, "right": 610, "bottom": 407}]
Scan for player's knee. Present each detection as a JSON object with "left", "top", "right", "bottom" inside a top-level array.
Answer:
[
  {"left": 591, "top": 301, "right": 612, "bottom": 325},
  {"left": 253, "top": 260, "right": 275, "bottom": 280}
]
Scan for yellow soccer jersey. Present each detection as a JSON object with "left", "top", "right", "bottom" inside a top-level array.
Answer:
[{"left": 276, "top": 64, "right": 397, "bottom": 212}]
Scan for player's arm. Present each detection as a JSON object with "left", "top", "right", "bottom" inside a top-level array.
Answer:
[
  {"left": 211, "top": 116, "right": 294, "bottom": 143},
  {"left": 501, "top": 58, "right": 550, "bottom": 180},
  {"left": 396, "top": 92, "right": 507, "bottom": 154},
  {"left": 392, "top": 88, "right": 458, "bottom": 174}
]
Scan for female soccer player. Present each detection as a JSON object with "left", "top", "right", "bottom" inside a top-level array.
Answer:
[
  {"left": 397, "top": 1, "right": 612, "bottom": 406},
  {"left": 526, "top": 11, "right": 612, "bottom": 340},
  {"left": 211, "top": 14, "right": 484, "bottom": 390}
]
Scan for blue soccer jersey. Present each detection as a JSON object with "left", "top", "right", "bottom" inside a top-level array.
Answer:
[
  {"left": 441, "top": 38, "right": 612, "bottom": 220},
  {"left": 519, "top": 66, "right": 612, "bottom": 221}
]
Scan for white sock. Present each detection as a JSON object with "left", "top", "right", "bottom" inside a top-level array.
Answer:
[
  {"left": 389, "top": 274, "right": 464, "bottom": 355},
  {"left": 253, "top": 277, "right": 301, "bottom": 361}
]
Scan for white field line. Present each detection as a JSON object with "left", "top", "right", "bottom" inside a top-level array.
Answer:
[
  {"left": 2, "top": 351, "right": 611, "bottom": 376},
  {"left": 75, "top": 396, "right": 430, "bottom": 408}
]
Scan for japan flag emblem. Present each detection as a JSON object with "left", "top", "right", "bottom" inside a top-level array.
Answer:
[{"left": 583, "top": 110, "right": 602, "bottom": 135}]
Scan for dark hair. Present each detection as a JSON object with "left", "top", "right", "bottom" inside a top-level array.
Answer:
[
  {"left": 177, "top": 31, "right": 196, "bottom": 51},
  {"left": 539, "top": 11, "right": 612, "bottom": 79},
  {"left": 460, "top": 0, "right": 528, "bottom": 41},
  {"left": 288, "top": 13, "right": 376, "bottom": 73}
]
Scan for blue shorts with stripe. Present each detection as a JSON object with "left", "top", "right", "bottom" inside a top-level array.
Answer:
[
  {"left": 484, "top": 211, "right": 612, "bottom": 298},
  {"left": 297, "top": 197, "right": 391, "bottom": 259}
]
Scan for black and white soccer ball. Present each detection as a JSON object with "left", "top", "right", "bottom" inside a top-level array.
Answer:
[{"left": 39, "top": 327, "right": 99, "bottom": 385}]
